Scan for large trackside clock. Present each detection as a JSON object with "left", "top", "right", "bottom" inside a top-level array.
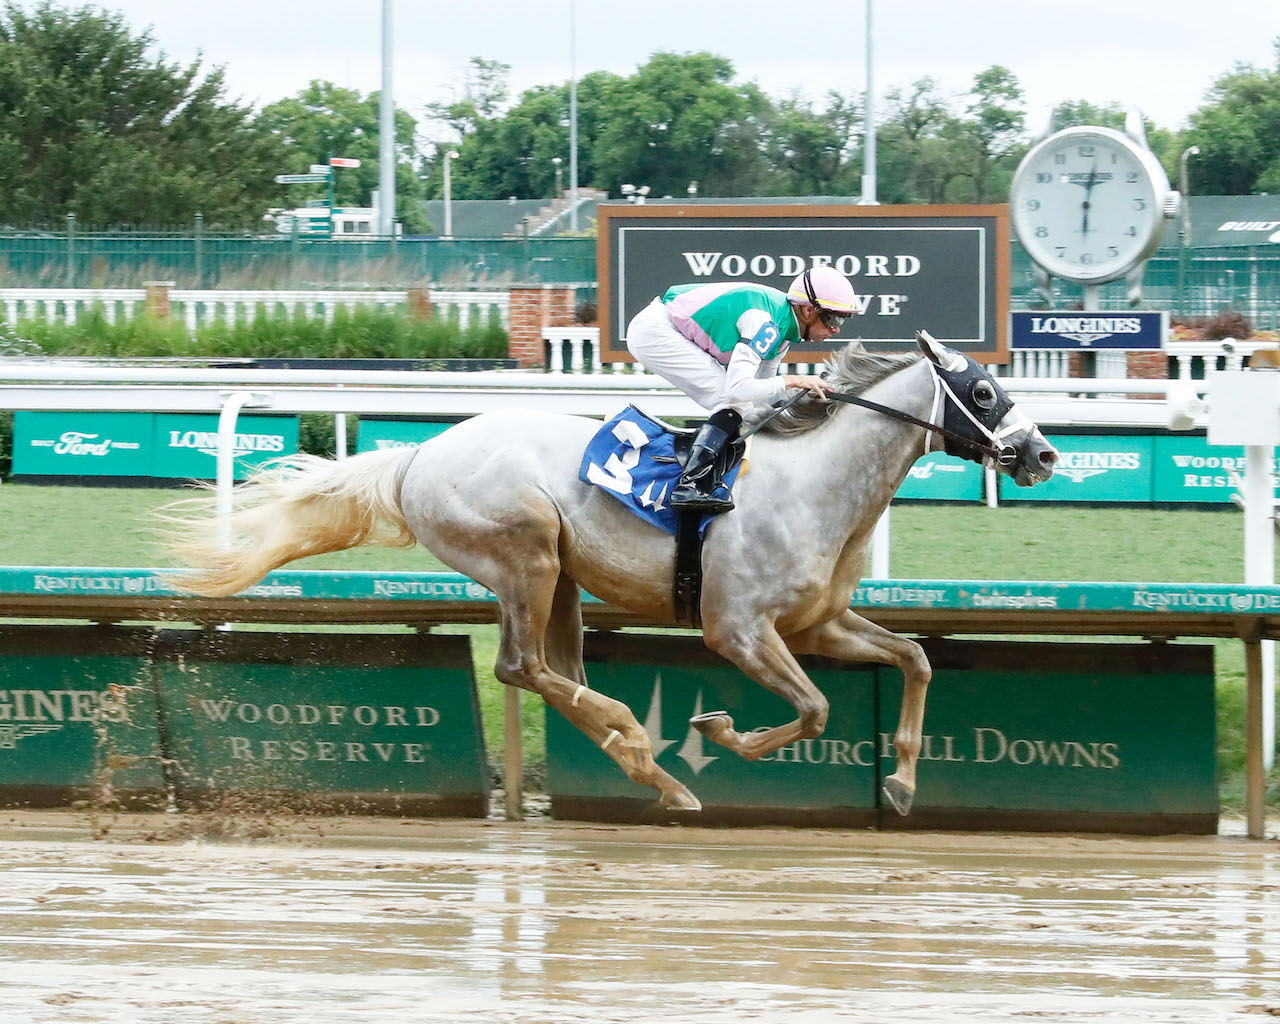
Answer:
[{"left": 1010, "top": 113, "right": 1179, "bottom": 302}]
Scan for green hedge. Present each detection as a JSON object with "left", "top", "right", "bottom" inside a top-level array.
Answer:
[{"left": 7, "top": 305, "right": 509, "bottom": 360}]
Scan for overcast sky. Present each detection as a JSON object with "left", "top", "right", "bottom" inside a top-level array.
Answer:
[{"left": 36, "top": 0, "right": 1280, "bottom": 137}]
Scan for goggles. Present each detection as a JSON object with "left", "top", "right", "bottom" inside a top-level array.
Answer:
[{"left": 817, "top": 308, "right": 847, "bottom": 330}]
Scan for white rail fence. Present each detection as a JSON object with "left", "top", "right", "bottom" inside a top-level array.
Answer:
[
  {"left": 1, "top": 288, "right": 1267, "bottom": 380},
  {"left": 0, "top": 288, "right": 510, "bottom": 333}
]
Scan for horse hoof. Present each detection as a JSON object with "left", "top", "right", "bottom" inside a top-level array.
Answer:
[
  {"left": 882, "top": 775, "right": 915, "bottom": 817},
  {"left": 690, "top": 710, "right": 733, "bottom": 743},
  {"left": 661, "top": 787, "right": 702, "bottom": 812}
]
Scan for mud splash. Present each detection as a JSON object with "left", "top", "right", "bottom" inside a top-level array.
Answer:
[{"left": 0, "top": 813, "right": 1276, "bottom": 1023}]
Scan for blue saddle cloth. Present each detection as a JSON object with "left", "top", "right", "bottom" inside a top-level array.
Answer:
[{"left": 578, "top": 407, "right": 742, "bottom": 537}]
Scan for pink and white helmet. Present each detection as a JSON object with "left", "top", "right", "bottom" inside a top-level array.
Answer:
[{"left": 787, "top": 266, "right": 857, "bottom": 315}]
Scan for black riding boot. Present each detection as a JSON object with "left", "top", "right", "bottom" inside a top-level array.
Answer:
[{"left": 671, "top": 411, "right": 740, "bottom": 513}]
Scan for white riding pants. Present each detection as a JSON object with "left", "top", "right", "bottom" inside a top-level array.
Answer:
[{"left": 625, "top": 298, "right": 736, "bottom": 413}]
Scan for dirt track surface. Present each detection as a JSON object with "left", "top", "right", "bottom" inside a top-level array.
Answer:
[{"left": 0, "top": 811, "right": 1277, "bottom": 1024}]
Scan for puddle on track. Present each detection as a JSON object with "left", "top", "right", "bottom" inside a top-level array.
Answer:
[{"left": 0, "top": 812, "right": 1277, "bottom": 1023}]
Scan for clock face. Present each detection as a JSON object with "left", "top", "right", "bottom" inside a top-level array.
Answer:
[{"left": 1010, "top": 128, "right": 1166, "bottom": 284}]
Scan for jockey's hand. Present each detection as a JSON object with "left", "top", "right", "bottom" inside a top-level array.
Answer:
[{"left": 783, "top": 374, "right": 830, "bottom": 400}]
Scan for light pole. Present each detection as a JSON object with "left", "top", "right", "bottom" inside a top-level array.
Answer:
[
  {"left": 552, "top": 156, "right": 563, "bottom": 198},
  {"left": 859, "top": 0, "right": 878, "bottom": 205},
  {"left": 569, "top": 0, "right": 579, "bottom": 231},
  {"left": 1178, "top": 145, "right": 1200, "bottom": 315},
  {"left": 377, "top": 0, "right": 395, "bottom": 236},
  {"left": 443, "top": 150, "right": 459, "bottom": 239}
]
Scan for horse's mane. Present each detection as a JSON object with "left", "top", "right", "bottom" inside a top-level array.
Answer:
[{"left": 747, "top": 342, "right": 923, "bottom": 437}]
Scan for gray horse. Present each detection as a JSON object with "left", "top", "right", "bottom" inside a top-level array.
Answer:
[{"left": 166, "top": 332, "right": 1058, "bottom": 815}]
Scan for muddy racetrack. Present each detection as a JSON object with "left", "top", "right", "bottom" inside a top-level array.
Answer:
[{"left": 0, "top": 811, "right": 1277, "bottom": 1023}]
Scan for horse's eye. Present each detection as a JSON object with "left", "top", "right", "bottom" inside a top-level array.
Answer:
[{"left": 973, "top": 381, "right": 996, "bottom": 410}]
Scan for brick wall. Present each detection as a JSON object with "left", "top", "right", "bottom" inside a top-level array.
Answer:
[
  {"left": 1126, "top": 351, "right": 1170, "bottom": 380},
  {"left": 507, "top": 287, "right": 576, "bottom": 368}
]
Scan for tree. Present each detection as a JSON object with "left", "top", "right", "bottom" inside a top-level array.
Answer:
[
  {"left": 0, "top": 1, "right": 286, "bottom": 226},
  {"left": 257, "top": 81, "right": 430, "bottom": 233},
  {"left": 1182, "top": 38, "right": 1280, "bottom": 194}
]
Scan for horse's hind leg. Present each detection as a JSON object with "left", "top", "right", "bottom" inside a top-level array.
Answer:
[
  {"left": 786, "top": 610, "right": 932, "bottom": 816},
  {"left": 495, "top": 559, "right": 700, "bottom": 812}
]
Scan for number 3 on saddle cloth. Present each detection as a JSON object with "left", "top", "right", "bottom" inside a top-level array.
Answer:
[{"left": 579, "top": 406, "right": 747, "bottom": 626}]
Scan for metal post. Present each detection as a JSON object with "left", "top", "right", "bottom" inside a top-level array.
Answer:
[
  {"left": 871, "top": 507, "right": 890, "bottom": 578},
  {"left": 194, "top": 212, "right": 204, "bottom": 287},
  {"left": 1243, "top": 443, "right": 1276, "bottom": 772},
  {"left": 65, "top": 212, "right": 76, "bottom": 287},
  {"left": 1245, "top": 631, "right": 1266, "bottom": 839},
  {"left": 378, "top": 0, "right": 396, "bottom": 237},
  {"left": 859, "top": 0, "right": 876, "bottom": 205},
  {"left": 1178, "top": 146, "right": 1199, "bottom": 316},
  {"left": 569, "top": 0, "right": 579, "bottom": 231},
  {"left": 443, "top": 151, "right": 458, "bottom": 238},
  {"left": 504, "top": 686, "right": 524, "bottom": 820}
]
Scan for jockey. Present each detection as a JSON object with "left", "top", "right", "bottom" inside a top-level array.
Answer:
[{"left": 624, "top": 266, "right": 856, "bottom": 512}]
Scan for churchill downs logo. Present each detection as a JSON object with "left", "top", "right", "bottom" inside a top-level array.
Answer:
[
  {"left": 167, "top": 430, "right": 287, "bottom": 459},
  {"left": 635, "top": 674, "right": 1119, "bottom": 775},
  {"left": 1055, "top": 449, "right": 1142, "bottom": 483}
]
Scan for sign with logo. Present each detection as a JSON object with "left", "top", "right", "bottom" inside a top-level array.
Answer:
[
  {"left": 1153, "top": 435, "right": 1280, "bottom": 503},
  {"left": 548, "top": 634, "right": 878, "bottom": 825},
  {"left": 894, "top": 452, "right": 983, "bottom": 501},
  {"left": 14, "top": 413, "right": 299, "bottom": 481},
  {"left": 154, "top": 414, "right": 298, "bottom": 480},
  {"left": 158, "top": 631, "right": 488, "bottom": 815},
  {"left": 1010, "top": 311, "right": 1166, "bottom": 349},
  {"left": 13, "top": 411, "right": 152, "bottom": 478},
  {"left": 878, "top": 639, "right": 1216, "bottom": 830},
  {"left": 355, "top": 419, "right": 455, "bottom": 454},
  {"left": 597, "top": 204, "right": 1010, "bottom": 363},
  {"left": 1001, "top": 434, "right": 1154, "bottom": 503},
  {"left": 0, "top": 627, "right": 166, "bottom": 806},
  {"left": 547, "top": 634, "right": 1216, "bottom": 832},
  {"left": 0, "top": 626, "right": 489, "bottom": 816}
]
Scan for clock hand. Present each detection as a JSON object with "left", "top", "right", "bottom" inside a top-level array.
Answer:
[{"left": 1080, "top": 164, "right": 1098, "bottom": 238}]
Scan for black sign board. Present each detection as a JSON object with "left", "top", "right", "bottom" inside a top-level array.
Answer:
[{"left": 597, "top": 204, "right": 1010, "bottom": 363}]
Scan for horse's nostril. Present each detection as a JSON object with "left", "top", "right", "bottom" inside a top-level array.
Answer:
[{"left": 1040, "top": 449, "right": 1059, "bottom": 466}]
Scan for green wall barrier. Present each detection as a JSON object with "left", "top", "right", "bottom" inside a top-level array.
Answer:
[
  {"left": 12, "top": 412, "right": 299, "bottom": 481},
  {"left": 1001, "top": 434, "right": 1155, "bottom": 503},
  {"left": 547, "top": 634, "right": 1217, "bottom": 833},
  {"left": 0, "top": 626, "right": 489, "bottom": 816},
  {"left": 355, "top": 418, "right": 456, "bottom": 454},
  {"left": 894, "top": 451, "right": 983, "bottom": 501}
]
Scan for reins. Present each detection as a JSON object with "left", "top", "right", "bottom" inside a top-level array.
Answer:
[
  {"left": 743, "top": 379, "right": 1014, "bottom": 465},
  {"left": 822, "top": 389, "right": 1013, "bottom": 464}
]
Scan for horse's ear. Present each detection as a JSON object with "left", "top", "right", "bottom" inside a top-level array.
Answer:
[{"left": 916, "top": 330, "right": 947, "bottom": 366}]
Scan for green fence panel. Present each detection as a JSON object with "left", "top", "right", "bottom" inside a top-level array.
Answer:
[
  {"left": 548, "top": 634, "right": 1217, "bottom": 833},
  {"left": 894, "top": 451, "right": 984, "bottom": 501},
  {"left": 548, "top": 634, "right": 878, "bottom": 826},
  {"left": 12, "top": 411, "right": 153, "bottom": 477},
  {"left": 1001, "top": 433, "right": 1156, "bottom": 503},
  {"left": 1152, "top": 434, "right": 1279, "bottom": 503},
  {"left": 355, "top": 418, "right": 456, "bottom": 454},
  {"left": 153, "top": 413, "right": 299, "bottom": 480},
  {"left": 0, "top": 627, "right": 165, "bottom": 807},
  {"left": 876, "top": 640, "right": 1217, "bottom": 833},
  {"left": 155, "top": 631, "right": 488, "bottom": 816}
]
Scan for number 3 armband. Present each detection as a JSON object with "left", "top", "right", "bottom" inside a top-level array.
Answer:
[{"left": 747, "top": 321, "right": 781, "bottom": 359}]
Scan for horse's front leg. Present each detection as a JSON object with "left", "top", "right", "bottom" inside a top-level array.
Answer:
[
  {"left": 694, "top": 617, "right": 830, "bottom": 760},
  {"left": 785, "top": 609, "right": 932, "bottom": 816}
]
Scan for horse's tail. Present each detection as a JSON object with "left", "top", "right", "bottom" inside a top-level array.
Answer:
[{"left": 158, "top": 446, "right": 420, "bottom": 597}]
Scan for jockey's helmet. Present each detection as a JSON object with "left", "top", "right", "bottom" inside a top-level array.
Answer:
[{"left": 787, "top": 266, "right": 857, "bottom": 328}]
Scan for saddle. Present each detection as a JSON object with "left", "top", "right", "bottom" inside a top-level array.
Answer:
[{"left": 577, "top": 406, "right": 747, "bottom": 628}]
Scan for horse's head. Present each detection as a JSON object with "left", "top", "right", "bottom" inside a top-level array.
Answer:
[{"left": 916, "top": 331, "right": 1058, "bottom": 487}]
